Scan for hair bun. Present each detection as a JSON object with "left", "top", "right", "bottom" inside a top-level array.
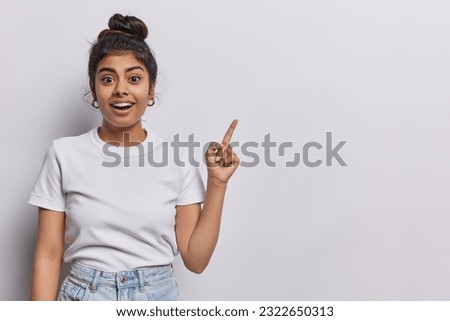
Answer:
[{"left": 103, "top": 13, "right": 148, "bottom": 41}]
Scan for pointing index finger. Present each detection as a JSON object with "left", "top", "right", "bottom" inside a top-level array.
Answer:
[{"left": 221, "top": 119, "right": 238, "bottom": 145}]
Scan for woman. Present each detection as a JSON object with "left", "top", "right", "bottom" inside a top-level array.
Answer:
[{"left": 28, "top": 13, "right": 239, "bottom": 301}]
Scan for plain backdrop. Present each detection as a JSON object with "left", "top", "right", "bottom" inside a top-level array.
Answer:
[{"left": 1, "top": 0, "right": 450, "bottom": 300}]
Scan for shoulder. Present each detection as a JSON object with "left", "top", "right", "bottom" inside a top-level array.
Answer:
[
  {"left": 51, "top": 128, "right": 96, "bottom": 156},
  {"left": 146, "top": 128, "right": 201, "bottom": 172},
  {"left": 146, "top": 127, "right": 167, "bottom": 144},
  {"left": 53, "top": 129, "right": 92, "bottom": 145}
]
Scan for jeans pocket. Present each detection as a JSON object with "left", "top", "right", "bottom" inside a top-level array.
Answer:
[
  {"left": 144, "top": 274, "right": 181, "bottom": 301},
  {"left": 57, "top": 277, "right": 90, "bottom": 301}
]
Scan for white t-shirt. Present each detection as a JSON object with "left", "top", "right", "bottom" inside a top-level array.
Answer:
[{"left": 28, "top": 127, "right": 205, "bottom": 271}]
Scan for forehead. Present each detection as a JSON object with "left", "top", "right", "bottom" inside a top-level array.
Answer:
[{"left": 96, "top": 52, "right": 145, "bottom": 72}]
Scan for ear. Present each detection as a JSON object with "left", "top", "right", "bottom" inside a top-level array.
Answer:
[
  {"left": 148, "top": 82, "right": 156, "bottom": 100},
  {"left": 90, "top": 81, "right": 97, "bottom": 100}
]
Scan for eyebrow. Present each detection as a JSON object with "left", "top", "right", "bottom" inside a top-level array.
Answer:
[{"left": 97, "top": 66, "right": 145, "bottom": 74}]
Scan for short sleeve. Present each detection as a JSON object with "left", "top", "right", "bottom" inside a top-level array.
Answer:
[
  {"left": 27, "top": 141, "right": 66, "bottom": 212},
  {"left": 176, "top": 162, "right": 205, "bottom": 206}
]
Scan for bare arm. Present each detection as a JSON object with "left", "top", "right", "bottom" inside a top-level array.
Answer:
[
  {"left": 176, "top": 180, "right": 227, "bottom": 273},
  {"left": 31, "top": 208, "right": 65, "bottom": 300},
  {"left": 175, "top": 120, "right": 239, "bottom": 274}
]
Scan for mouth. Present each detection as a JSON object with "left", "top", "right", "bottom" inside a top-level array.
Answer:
[{"left": 110, "top": 102, "right": 134, "bottom": 110}]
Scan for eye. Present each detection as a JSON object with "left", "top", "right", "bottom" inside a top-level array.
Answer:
[
  {"left": 129, "top": 76, "right": 141, "bottom": 83},
  {"left": 101, "top": 76, "right": 114, "bottom": 84}
]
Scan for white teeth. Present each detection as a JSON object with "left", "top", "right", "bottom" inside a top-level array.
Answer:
[{"left": 113, "top": 103, "right": 133, "bottom": 107}]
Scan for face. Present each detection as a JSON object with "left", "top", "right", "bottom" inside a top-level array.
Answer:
[{"left": 92, "top": 52, "right": 154, "bottom": 132}]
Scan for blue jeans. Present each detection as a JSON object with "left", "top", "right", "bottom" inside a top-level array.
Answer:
[{"left": 58, "top": 261, "right": 181, "bottom": 301}]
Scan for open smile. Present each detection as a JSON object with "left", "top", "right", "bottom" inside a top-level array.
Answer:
[{"left": 110, "top": 102, "right": 134, "bottom": 110}]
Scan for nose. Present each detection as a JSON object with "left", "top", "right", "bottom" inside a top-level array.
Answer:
[{"left": 113, "top": 79, "right": 128, "bottom": 96}]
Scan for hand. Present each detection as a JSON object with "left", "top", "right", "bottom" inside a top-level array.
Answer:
[{"left": 205, "top": 119, "right": 240, "bottom": 186}]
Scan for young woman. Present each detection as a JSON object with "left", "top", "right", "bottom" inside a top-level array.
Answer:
[{"left": 28, "top": 13, "right": 239, "bottom": 301}]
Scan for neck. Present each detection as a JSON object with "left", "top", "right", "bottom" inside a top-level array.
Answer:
[{"left": 98, "top": 122, "right": 147, "bottom": 147}]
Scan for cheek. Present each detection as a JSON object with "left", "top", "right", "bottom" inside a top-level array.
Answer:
[
  {"left": 95, "top": 86, "right": 110, "bottom": 101},
  {"left": 134, "top": 88, "right": 152, "bottom": 103}
]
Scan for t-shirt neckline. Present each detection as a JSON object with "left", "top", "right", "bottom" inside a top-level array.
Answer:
[{"left": 89, "top": 126, "right": 159, "bottom": 157}]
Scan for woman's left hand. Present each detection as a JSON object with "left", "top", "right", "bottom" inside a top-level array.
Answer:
[{"left": 205, "top": 119, "right": 240, "bottom": 186}]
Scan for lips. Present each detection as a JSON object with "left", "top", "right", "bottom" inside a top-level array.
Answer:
[{"left": 110, "top": 102, "right": 134, "bottom": 110}]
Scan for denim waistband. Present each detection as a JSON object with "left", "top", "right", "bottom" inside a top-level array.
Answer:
[{"left": 68, "top": 261, "right": 174, "bottom": 292}]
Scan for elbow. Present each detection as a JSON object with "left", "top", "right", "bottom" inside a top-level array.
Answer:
[
  {"left": 180, "top": 249, "right": 211, "bottom": 274},
  {"left": 189, "top": 265, "right": 206, "bottom": 274},
  {"left": 185, "top": 260, "right": 208, "bottom": 274}
]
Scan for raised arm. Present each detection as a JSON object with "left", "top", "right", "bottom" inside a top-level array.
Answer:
[
  {"left": 176, "top": 120, "right": 240, "bottom": 273},
  {"left": 31, "top": 208, "right": 65, "bottom": 300}
]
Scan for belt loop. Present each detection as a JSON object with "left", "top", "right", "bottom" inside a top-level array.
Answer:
[
  {"left": 89, "top": 269, "right": 101, "bottom": 293},
  {"left": 137, "top": 270, "right": 145, "bottom": 292}
]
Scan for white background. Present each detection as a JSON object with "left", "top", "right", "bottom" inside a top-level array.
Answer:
[{"left": 1, "top": 0, "right": 450, "bottom": 300}]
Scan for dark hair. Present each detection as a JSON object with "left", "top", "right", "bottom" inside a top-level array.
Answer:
[{"left": 88, "top": 14, "right": 157, "bottom": 91}]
